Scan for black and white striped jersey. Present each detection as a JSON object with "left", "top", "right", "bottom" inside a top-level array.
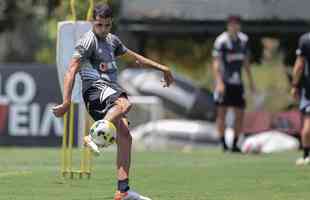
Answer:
[
  {"left": 296, "top": 32, "right": 310, "bottom": 109},
  {"left": 296, "top": 32, "right": 310, "bottom": 90},
  {"left": 72, "top": 30, "right": 128, "bottom": 92},
  {"left": 212, "top": 32, "right": 250, "bottom": 85}
]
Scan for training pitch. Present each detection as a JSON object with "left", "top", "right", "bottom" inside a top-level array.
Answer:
[{"left": 0, "top": 148, "right": 309, "bottom": 200}]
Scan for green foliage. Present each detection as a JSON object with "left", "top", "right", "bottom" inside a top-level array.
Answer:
[
  {"left": 146, "top": 38, "right": 214, "bottom": 88},
  {"left": 145, "top": 37, "right": 292, "bottom": 112},
  {"left": 0, "top": 0, "right": 48, "bottom": 61},
  {"left": 246, "top": 61, "right": 293, "bottom": 112},
  {"left": 35, "top": 18, "right": 58, "bottom": 64},
  {"left": 35, "top": 0, "right": 119, "bottom": 64}
]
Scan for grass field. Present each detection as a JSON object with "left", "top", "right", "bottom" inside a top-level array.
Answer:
[{"left": 0, "top": 147, "right": 309, "bottom": 200}]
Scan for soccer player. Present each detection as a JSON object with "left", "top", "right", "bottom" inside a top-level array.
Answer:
[
  {"left": 52, "top": 4, "right": 173, "bottom": 200},
  {"left": 291, "top": 32, "right": 310, "bottom": 165},
  {"left": 212, "top": 15, "right": 256, "bottom": 152}
]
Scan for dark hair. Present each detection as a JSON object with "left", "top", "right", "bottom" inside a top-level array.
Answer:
[
  {"left": 227, "top": 15, "right": 242, "bottom": 23},
  {"left": 93, "top": 4, "right": 113, "bottom": 19}
]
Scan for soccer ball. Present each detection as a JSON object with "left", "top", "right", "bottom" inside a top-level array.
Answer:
[{"left": 89, "top": 120, "right": 117, "bottom": 147}]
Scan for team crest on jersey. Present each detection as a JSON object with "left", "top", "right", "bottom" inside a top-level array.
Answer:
[
  {"left": 306, "top": 106, "right": 310, "bottom": 113},
  {"left": 226, "top": 53, "right": 245, "bottom": 62},
  {"left": 99, "top": 63, "right": 108, "bottom": 72}
]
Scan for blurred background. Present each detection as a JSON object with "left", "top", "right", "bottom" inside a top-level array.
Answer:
[{"left": 0, "top": 0, "right": 309, "bottom": 152}]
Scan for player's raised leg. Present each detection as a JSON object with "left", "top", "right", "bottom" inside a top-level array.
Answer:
[{"left": 84, "top": 96, "right": 131, "bottom": 154}]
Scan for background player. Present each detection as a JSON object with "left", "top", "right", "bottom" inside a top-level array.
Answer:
[
  {"left": 212, "top": 15, "right": 256, "bottom": 152},
  {"left": 291, "top": 32, "right": 310, "bottom": 165}
]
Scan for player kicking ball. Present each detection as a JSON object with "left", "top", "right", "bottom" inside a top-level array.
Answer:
[
  {"left": 52, "top": 3, "right": 173, "bottom": 200},
  {"left": 84, "top": 119, "right": 117, "bottom": 156}
]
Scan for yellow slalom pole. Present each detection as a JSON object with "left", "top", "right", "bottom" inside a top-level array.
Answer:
[
  {"left": 70, "top": 0, "right": 76, "bottom": 21},
  {"left": 86, "top": 115, "right": 93, "bottom": 178},
  {"left": 77, "top": 0, "right": 94, "bottom": 178},
  {"left": 78, "top": 1, "right": 95, "bottom": 178},
  {"left": 86, "top": 0, "right": 94, "bottom": 21},
  {"left": 70, "top": 0, "right": 76, "bottom": 178},
  {"left": 81, "top": 113, "right": 92, "bottom": 178},
  {"left": 61, "top": 112, "right": 68, "bottom": 177},
  {"left": 68, "top": 103, "right": 75, "bottom": 178},
  {"left": 80, "top": 117, "right": 87, "bottom": 178}
]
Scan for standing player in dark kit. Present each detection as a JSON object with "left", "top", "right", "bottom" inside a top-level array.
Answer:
[
  {"left": 291, "top": 32, "right": 310, "bottom": 165},
  {"left": 52, "top": 4, "right": 174, "bottom": 200},
  {"left": 212, "top": 15, "right": 256, "bottom": 152}
]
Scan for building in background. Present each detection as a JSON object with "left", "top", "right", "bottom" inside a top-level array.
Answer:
[{"left": 118, "top": 0, "right": 310, "bottom": 65}]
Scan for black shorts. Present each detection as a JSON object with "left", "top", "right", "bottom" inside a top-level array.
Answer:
[
  {"left": 301, "top": 106, "right": 310, "bottom": 116},
  {"left": 83, "top": 80, "right": 127, "bottom": 121},
  {"left": 214, "top": 83, "right": 246, "bottom": 109},
  {"left": 300, "top": 88, "right": 310, "bottom": 116}
]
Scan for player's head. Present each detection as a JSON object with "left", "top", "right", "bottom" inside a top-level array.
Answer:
[
  {"left": 92, "top": 4, "right": 113, "bottom": 37},
  {"left": 227, "top": 15, "right": 241, "bottom": 34}
]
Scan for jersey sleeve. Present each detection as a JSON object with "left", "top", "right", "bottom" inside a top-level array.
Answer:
[
  {"left": 296, "top": 35, "right": 307, "bottom": 57},
  {"left": 212, "top": 37, "right": 224, "bottom": 57},
  {"left": 72, "top": 34, "right": 95, "bottom": 62},
  {"left": 112, "top": 35, "right": 128, "bottom": 57}
]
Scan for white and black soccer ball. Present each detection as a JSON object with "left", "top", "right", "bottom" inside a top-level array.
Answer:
[{"left": 89, "top": 120, "right": 117, "bottom": 147}]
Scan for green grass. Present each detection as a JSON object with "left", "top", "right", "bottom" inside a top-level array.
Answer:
[{"left": 0, "top": 148, "right": 309, "bottom": 200}]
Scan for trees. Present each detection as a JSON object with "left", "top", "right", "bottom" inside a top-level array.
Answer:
[
  {"left": 0, "top": 0, "right": 62, "bottom": 62},
  {"left": 0, "top": 0, "right": 117, "bottom": 64}
]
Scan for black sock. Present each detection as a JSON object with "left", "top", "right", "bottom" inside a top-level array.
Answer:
[
  {"left": 220, "top": 136, "right": 228, "bottom": 150},
  {"left": 303, "top": 147, "right": 310, "bottom": 159},
  {"left": 233, "top": 136, "right": 239, "bottom": 149},
  {"left": 118, "top": 179, "right": 130, "bottom": 193}
]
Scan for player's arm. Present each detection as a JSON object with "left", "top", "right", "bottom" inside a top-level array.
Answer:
[
  {"left": 212, "top": 56, "right": 225, "bottom": 94},
  {"left": 292, "top": 56, "right": 305, "bottom": 85},
  {"left": 212, "top": 37, "right": 225, "bottom": 94},
  {"left": 291, "top": 35, "right": 307, "bottom": 100},
  {"left": 120, "top": 49, "right": 174, "bottom": 87},
  {"left": 52, "top": 58, "right": 81, "bottom": 117},
  {"left": 291, "top": 55, "right": 305, "bottom": 100},
  {"left": 243, "top": 58, "right": 256, "bottom": 93}
]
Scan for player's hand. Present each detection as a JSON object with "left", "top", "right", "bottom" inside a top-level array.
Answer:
[
  {"left": 161, "top": 68, "right": 174, "bottom": 87},
  {"left": 215, "top": 81, "right": 225, "bottom": 94},
  {"left": 291, "top": 87, "right": 300, "bottom": 101},
  {"left": 135, "top": 60, "right": 143, "bottom": 67},
  {"left": 250, "top": 84, "right": 257, "bottom": 94},
  {"left": 52, "top": 102, "right": 70, "bottom": 117}
]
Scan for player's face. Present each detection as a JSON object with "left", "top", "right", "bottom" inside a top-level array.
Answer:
[
  {"left": 227, "top": 21, "right": 241, "bottom": 34},
  {"left": 93, "top": 16, "right": 112, "bottom": 37}
]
